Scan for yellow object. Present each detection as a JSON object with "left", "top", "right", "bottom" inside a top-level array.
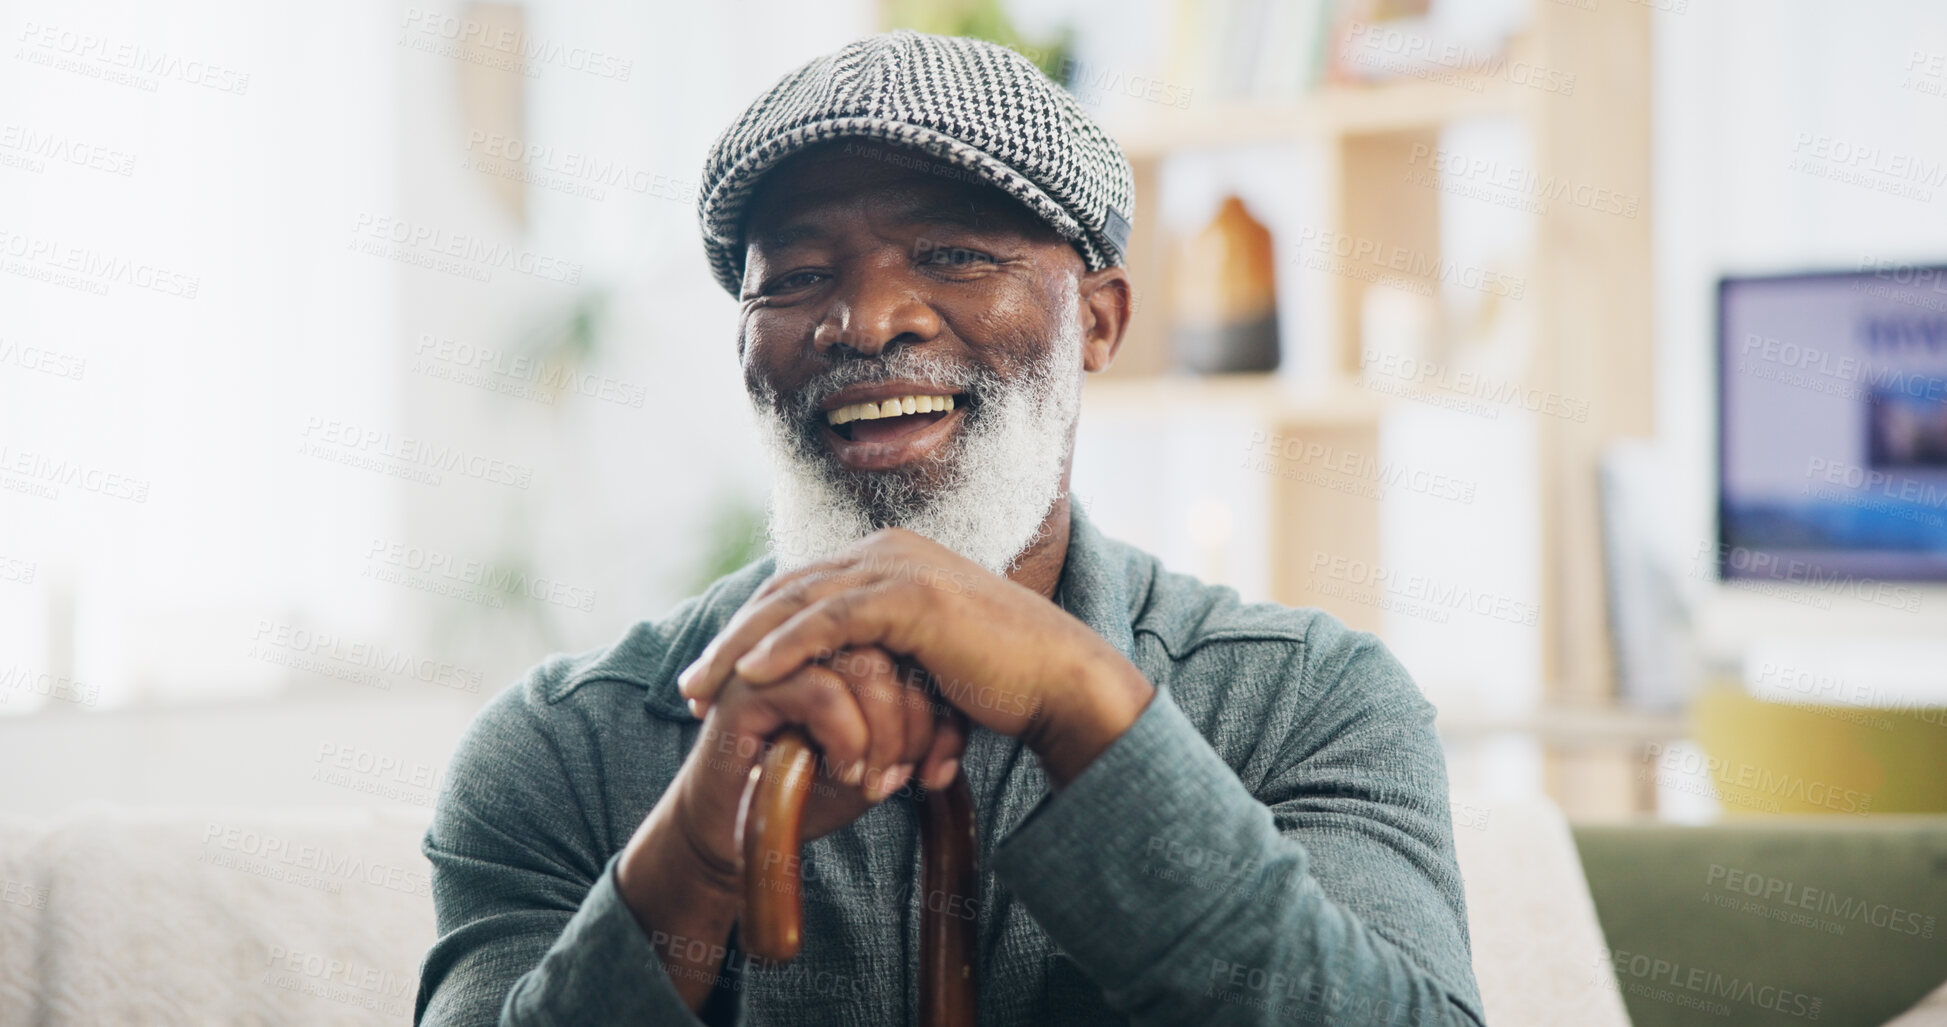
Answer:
[{"left": 1689, "top": 688, "right": 1947, "bottom": 815}]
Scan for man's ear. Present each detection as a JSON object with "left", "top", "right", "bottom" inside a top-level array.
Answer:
[{"left": 1077, "top": 266, "right": 1133, "bottom": 373}]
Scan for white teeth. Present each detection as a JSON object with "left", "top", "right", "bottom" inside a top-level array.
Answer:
[{"left": 823, "top": 394, "right": 960, "bottom": 426}]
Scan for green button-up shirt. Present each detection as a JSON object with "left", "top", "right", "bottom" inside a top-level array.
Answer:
[{"left": 414, "top": 503, "right": 1485, "bottom": 1026}]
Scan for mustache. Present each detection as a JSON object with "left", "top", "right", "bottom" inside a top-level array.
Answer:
[{"left": 759, "top": 350, "right": 995, "bottom": 424}]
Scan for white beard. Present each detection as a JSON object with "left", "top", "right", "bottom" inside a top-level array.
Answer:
[{"left": 750, "top": 293, "right": 1084, "bottom": 576}]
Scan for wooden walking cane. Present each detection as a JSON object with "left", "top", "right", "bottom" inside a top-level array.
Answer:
[{"left": 738, "top": 726, "right": 979, "bottom": 1027}]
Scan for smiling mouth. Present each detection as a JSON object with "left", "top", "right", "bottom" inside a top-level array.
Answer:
[{"left": 823, "top": 392, "right": 965, "bottom": 443}]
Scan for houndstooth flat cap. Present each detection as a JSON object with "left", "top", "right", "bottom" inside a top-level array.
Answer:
[{"left": 697, "top": 29, "right": 1136, "bottom": 298}]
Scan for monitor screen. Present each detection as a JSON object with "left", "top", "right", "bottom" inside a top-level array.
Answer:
[{"left": 1717, "top": 264, "right": 1947, "bottom": 583}]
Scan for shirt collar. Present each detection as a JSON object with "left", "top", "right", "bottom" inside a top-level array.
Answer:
[{"left": 1051, "top": 500, "right": 1141, "bottom": 664}]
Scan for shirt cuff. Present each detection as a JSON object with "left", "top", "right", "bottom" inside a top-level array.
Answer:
[
  {"left": 513, "top": 853, "right": 739, "bottom": 1026},
  {"left": 989, "top": 690, "right": 1294, "bottom": 994}
]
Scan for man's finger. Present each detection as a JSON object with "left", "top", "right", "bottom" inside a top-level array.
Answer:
[
  {"left": 741, "top": 664, "right": 872, "bottom": 786},
  {"left": 731, "top": 580, "right": 935, "bottom": 687},
  {"left": 893, "top": 659, "right": 939, "bottom": 770},
  {"left": 678, "top": 570, "right": 864, "bottom": 703},
  {"left": 747, "top": 552, "right": 864, "bottom": 602},
  {"left": 919, "top": 711, "right": 967, "bottom": 792},
  {"left": 827, "top": 646, "right": 909, "bottom": 801}
]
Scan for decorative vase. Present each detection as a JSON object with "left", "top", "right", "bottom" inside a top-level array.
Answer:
[{"left": 1171, "top": 194, "right": 1280, "bottom": 374}]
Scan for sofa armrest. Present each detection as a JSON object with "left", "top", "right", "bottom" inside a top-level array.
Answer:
[{"left": 1451, "top": 794, "right": 1632, "bottom": 1027}]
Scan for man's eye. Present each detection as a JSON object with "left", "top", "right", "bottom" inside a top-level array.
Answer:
[
  {"left": 769, "top": 270, "right": 825, "bottom": 292},
  {"left": 921, "top": 246, "right": 995, "bottom": 267}
]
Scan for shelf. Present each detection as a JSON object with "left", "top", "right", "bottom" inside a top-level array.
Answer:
[
  {"left": 1437, "top": 703, "right": 1687, "bottom": 747},
  {"left": 1114, "top": 76, "right": 1531, "bottom": 159},
  {"left": 1081, "top": 373, "right": 1385, "bottom": 425}
]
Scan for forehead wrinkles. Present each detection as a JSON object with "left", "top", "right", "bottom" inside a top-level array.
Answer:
[{"left": 748, "top": 169, "right": 909, "bottom": 244}]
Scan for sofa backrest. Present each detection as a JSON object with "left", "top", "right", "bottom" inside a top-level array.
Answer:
[
  {"left": 0, "top": 796, "right": 1627, "bottom": 1025},
  {"left": 0, "top": 806, "right": 436, "bottom": 1025}
]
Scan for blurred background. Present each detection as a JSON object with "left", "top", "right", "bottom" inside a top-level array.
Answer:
[
  {"left": 3, "top": 0, "right": 1946, "bottom": 1023},
  {"left": 7, "top": 0, "right": 1945, "bottom": 823}
]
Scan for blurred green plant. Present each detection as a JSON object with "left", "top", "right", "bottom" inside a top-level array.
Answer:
[
  {"left": 884, "top": 0, "right": 1074, "bottom": 85},
  {"left": 481, "top": 288, "right": 609, "bottom": 649},
  {"left": 518, "top": 288, "right": 610, "bottom": 406},
  {"left": 690, "top": 493, "right": 772, "bottom": 593}
]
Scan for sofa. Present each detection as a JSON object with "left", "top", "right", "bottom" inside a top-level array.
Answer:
[
  {"left": 1573, "top": 817, "right": 1947, "bottom": 1027},
  {"left": 0, "top": 799, "right": 1940, "bottom": 1026}
]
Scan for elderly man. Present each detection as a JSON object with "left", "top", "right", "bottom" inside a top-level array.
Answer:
[{"left": 415, "top": 29, "right": 1483, "bottom": 1027}]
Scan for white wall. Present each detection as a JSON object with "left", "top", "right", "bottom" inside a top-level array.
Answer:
[
  {"left": 0, "top": 0, "right": 874, "bottom": 814},
  {"left": 1653, "top": 0, "right": 1947, "bottom": 672}
]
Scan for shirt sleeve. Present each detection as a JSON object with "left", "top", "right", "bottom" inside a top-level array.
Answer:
[
  {"left": 413, "top": 682, "right": 741, "bottom": 1027},
  {"left": 988, "top": 631, "right": 1485, "bottom": 1027}
]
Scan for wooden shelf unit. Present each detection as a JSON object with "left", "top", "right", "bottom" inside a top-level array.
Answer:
[
  {"left": 1100, "top": 7, "right": 1660, "bottom": 817},
  {"left": 1116, "top": 74, "right": 1532, "bottom": 160},
  {"left": 1104, "top": 4, "right": 1652, "bottom": 683}
]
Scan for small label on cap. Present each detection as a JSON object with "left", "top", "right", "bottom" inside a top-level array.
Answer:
[{"left": 1100, "top": 206, "right": 1132, "bottom": 259}]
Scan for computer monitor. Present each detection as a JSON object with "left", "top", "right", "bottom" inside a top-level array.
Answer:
[{"left": 1717, "top": 263, "right": 1947, "bottom": 583}]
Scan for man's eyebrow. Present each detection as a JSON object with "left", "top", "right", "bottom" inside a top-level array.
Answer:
[
  {"left": 899, "top": 202, "right": 1011, "bottom": 234},
  {"left": 751, "top": 221, "right": 825, "bottom": 249}
]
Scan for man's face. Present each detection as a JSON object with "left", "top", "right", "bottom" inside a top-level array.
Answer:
[{"left": 736, "top": 140, "right": 1117, "bottom": 574}]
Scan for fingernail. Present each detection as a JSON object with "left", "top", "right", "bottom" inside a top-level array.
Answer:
[
  {"left": 881, "top": 763, "right": 914, "bottom": 799},
  {"left": 843, "top": 761, "right": 866, "bottom": 787},
  {"left": 926, "top": 758, "right": 958, "bottom": 791},
  {"left": 685, "top": 697, "right": 703, "bottom": 719}
]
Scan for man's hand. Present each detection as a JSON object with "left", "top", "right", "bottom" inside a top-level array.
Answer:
[
  {"left": 672, "top": 644, "right": 967, "bottom": 877},
  {"left": 617, "top": 642, "right": 959, "bottom": 1011},
  {"left": 676, "top": 528, "right": 1155, "bottom": 788}
]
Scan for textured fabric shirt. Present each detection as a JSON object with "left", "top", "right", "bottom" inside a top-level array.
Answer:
[{"left": 413, "top": 503, "right": 1485, "bottom": 1026}]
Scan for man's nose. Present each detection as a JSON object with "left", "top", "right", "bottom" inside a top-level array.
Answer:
[{"left": 812, "top": 265, "right": 942, "bottom": 358}]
